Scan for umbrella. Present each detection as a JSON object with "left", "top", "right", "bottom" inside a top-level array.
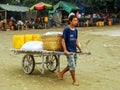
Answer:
[{"left": 29, "top": 2, "right": 53, "bottom": 11}]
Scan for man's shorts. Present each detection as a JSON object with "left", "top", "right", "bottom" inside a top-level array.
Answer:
[{"left": 66, "top": 54, "right": 77, "bottom": 70}]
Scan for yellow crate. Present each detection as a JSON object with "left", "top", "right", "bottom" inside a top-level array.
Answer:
[
  {"left": 13, "top": 34, "right": 41, "bottom": 49},
  {"left": 24, "top": 34, "right": 33, "bottom": 43},
  {"left": 13, "top": 35, "right": 24, "bottom": 49},
  {"left": 32, "top": 34, "right": 41, "bottom": 41}
]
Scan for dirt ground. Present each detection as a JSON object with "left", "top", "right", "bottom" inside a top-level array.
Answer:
[{"left": 0, "top": 25, "right": 120, "bottom": 90}]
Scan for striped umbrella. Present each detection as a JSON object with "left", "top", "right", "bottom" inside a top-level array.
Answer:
[{"left": 29, "top": 2, "right": 53, "bottom": 11}]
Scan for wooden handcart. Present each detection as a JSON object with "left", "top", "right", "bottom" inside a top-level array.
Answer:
[{"left": 11, "top": 49, "right": 91, "bottom": 74}]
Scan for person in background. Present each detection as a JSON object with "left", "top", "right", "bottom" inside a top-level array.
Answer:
[
  {"left": 103, "top": 9, "right": 109, "bottom": 20},
  {"left": 17, "top": 20, "right": 24, "bottom": 30},
  {"left": 93, "top": 12, "right": 97, "bottom": 18},
  {"left": 76, "top": 11, "right": 79, "bottom": 18},
  {"left": 68, "top": 12, "right": 75, "bottom": 19},
  {"left": 10, "top": 16, "right": 15, "bottom": 22},
  {"left": 78, "top": 12, "right": 82, "bottom": 19},
  {"left": 2, "top": 19, "right": 6, "bottom": 29},
  {"left": 57, "top": 15, "right": 83, "bottom": 86}
]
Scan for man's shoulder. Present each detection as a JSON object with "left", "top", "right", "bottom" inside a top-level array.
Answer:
[
  {"left": 63, "top": 26, "right": 78, "bottom": 32},
  {"left": 75, "top": 28, "right": 78, "bottom": 31},
  {"left": 64, "top": 26, "right": 69, "bottom": 30},
  {"left": 63, "top": 26, "right": 69, "bottom": 32}
]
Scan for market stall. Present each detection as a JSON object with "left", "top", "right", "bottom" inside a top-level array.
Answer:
[{"left": 29, "top": 2, "right": 53, "bottom": 29}]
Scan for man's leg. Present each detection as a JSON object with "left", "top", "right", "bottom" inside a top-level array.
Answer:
[
  {"left": 57, "top": 66, "right": 69, "bottom": 80},
  {"left": 70, "top": 70, "right": 79, "bottom": 86},
  {"left": 69, "top": 54, "right": 79, "bottom": 86}
]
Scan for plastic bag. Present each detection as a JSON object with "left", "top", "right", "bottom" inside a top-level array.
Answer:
[{"left": 21, "top": 41, "right": 43, "bottom": 51}]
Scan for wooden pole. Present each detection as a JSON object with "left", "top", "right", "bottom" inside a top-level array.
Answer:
[{"left": 5, "top": 10, "right": 7, "bottom": 24}]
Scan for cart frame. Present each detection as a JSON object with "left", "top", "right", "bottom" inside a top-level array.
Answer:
[{"left": 11, "top": 49, "right": 91, "bottom": 74}]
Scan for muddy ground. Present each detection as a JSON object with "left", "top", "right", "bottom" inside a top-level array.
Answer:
[{"left": 0, "top": 25, "right": 120, "bottom": 90}]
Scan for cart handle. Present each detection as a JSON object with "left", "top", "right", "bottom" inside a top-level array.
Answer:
[{"left": 68, "top": 52, "right": 91, "bottom": 55}]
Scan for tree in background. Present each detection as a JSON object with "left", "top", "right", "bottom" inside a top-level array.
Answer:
[
  {"left": 86, "top": 0, "right": 116, "bottom": 13},
  {"left": 0, "top": 0, "right": 119, "bottom": 13},
  {"left": 0, "top": 0, "right": 21, "bottom": 5}
]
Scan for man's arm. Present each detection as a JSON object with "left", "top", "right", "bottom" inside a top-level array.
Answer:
[
  {"left": 76, "top": 39, "right": 83, "bottom": 53},
  {"left": 62, "top": 38, "right": 68, "bottom": 55}
]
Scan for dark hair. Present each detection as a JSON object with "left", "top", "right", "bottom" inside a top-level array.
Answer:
[{"left": 69, "top": 15, "right": 76, "bottom": 22}]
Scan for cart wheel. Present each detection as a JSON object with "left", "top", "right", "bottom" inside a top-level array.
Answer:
[
  {"left": 22, "top": 54, "right": 35, "bottom": 74},
  {"left": 46, "top": 55, "right": 58, "bottom": 72}
]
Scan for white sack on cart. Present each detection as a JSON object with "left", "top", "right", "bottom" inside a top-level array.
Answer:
[
  {"left": 21, "top": 41, "right": 43, "bottom": 51},
  {"left": 43, "top": 31, "right": 62, "bottom": 35}
]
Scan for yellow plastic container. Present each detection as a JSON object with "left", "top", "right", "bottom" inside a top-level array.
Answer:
[
  {"left": 96, "top": 22, "right": 99, "bottom": 26},
  {"left": 32, "top": 34, "right": 41, "bottom": 41},
  {"left": 44, "top": 17, "right": 49, "bottom": 23},
  {"left": 24, "top": 34, "right": 33, "bottom": 43},
  {"left": 101, "top": 21, "right": 104, "bottom": 26},
  {"left": 108, "top": 19, "right": 112, "bottom": 26},
  {"left": 10, "top": 26, "right": 14, "bottom": 30},
  {"left": 84, "top": 21, "right": 89, "bottom": 27},
  {"left": 13, "top": 35, "right": 24, "bottom": 49},
  {"left": 13, "top": 34, "right": 41, "bottom": 49},
  {"left": 98, "top": 21, "right": 102, "bottom": 27}
]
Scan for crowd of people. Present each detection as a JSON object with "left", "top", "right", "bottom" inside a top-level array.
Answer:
[
  {"left": 67, "top": 9, "right": 112, "bottom": 26},
  {"left": 0, "top": 9, "right": 117, "bottom": 31},
  {"left": 0, "top": 16, "right": 48, "bottom": 30}
]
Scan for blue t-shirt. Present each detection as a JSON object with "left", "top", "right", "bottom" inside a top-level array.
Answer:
[{"left": 62, "top": 26, "right": 78, "bottom": 52}]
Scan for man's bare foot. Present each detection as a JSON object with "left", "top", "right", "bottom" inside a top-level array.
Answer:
[
  {"left": 72, "top": 82, "right": 79, "bottom": 86},
  {"left": 57, "top": 72, "right": 64, "bottom": 80}
]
